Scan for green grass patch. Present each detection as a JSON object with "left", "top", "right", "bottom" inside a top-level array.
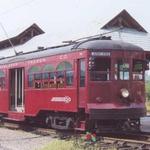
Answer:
[
  {"left": 146, "top": 101, "right": 150, "bottom": 112},
  {"left": 40, "top": 139, "right": 79, "bottom": 150},
  {"left": 40, "top": 139, "right": 117, "bottom": 150}
]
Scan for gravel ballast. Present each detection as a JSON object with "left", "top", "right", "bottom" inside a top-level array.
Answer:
[{"left": 0, "top": 128, "right": 53, "bottom": 150}]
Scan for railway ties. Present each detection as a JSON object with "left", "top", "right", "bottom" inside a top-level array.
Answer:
[
  {"left": 73, "top": 135, "right": 150, "bottom": 150},
  {"left": 101, "top": 137, "right": 150, "bottom": 150},
  {"left": 73, "top": 130, "right": 150, "bottom": 150}
]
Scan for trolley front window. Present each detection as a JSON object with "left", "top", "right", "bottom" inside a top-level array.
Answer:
[
  {"left": 89, "top": 57, "right": 110, "bottom": 81},
  {"left": 132, "top": 60, "right": 143, "bottom": 80},
  {"left": 114, "top": 60, "right": 129, "bottom": 80}
]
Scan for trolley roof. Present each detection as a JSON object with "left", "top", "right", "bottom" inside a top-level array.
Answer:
[{"left": 0, "top": 40, "right": 143, "bottom": 65}]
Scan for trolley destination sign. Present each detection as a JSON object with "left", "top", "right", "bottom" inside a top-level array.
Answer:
[{"left": 91, "top": 52, "right": 111, "bottom": 56}]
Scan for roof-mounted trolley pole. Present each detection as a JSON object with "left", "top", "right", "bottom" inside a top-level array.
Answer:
[{"left": 0, "top": 22, "right": 17, "bottom": 55}]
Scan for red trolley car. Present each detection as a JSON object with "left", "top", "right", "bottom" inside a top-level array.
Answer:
[{"left": 0, "top": 39, "right": 149, "bottom": 131}]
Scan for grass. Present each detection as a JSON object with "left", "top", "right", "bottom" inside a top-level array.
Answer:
[
  {"left": 146, "top": 101, "right": 150, "bottom": 112},
  {"left": 40, "top": 139, "right": 80, "bottom": 150},
  {"left": 40, "top": 139, "right": 117, "bottom": 150}
]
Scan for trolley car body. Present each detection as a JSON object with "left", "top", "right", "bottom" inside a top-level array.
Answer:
[{"left": 0, "top": 39, "right": 148, "bottom": 131}]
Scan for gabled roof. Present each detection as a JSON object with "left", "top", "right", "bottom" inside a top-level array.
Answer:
[
  {"left": 0, "top": 23, "right": 44, "bottom": 50},
  {"left": 101, "top": 9, "right": 147, "bottom": 33}
]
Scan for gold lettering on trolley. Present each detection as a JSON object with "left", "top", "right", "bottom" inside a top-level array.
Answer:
[
  {"left": 0, "top": 58, "right": 46, "bottom": 69},
  {"left": 0, "top": 63, "right": 18, "bottom": 69},
  {"left": 27, "top": 58, "right": 46, "bottom": 65},
  {"left": 59, "top": 54, "right": 68, "bottom": 59}
]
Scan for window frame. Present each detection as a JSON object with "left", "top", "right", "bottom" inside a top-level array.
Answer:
[
  {"left": 132, "top": 59, "right": 144, "bottom": 81},
  {"left": 56, "top": 61, "right": 74, "bottom": 87},
  {"left": 27, "top": 61, "right": 74, "bottom": 89},
  {"left": 114, "top": 60, "right": 130, "bottom": 81},
  {"left": 89, "top": 57, "right": 111, "bottom": 81},
  {"left": 79, "top": 59, "right": 86, "bottom": 87}
]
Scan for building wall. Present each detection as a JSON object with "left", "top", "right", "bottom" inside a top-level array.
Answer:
[{"left": 100, "top": 27, "right": 150, "bottom": 51}]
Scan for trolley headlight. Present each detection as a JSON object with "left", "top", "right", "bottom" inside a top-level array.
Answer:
[{"left": 120, "top": 88, "right": 129, "bottom": 98}]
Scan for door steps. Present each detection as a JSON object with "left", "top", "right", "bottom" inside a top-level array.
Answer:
[{"left": 4, "top": 111, "right": 25, "bottom": 122}]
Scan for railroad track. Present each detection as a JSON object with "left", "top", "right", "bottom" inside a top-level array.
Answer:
[
  {"left": 94, "top": 136, "right": 150, "bottom": 150},
  {"left": 1, "top": 121, "right": 150, "bottom": 150}
]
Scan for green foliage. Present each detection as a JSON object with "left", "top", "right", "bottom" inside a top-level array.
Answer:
[
  {"left": 145, "top": 81, "right": 150, "bottom": 112},
  {"left": 40, "top": 140, "right": 81, "bottom": 150},
  {"left": 146, "top": 101, "right": 150, "bottom": 112},
  {"left": 40, "top": 137, "right": 117, "bottom": 150},
  {"left": 145, "top": 81, "right": 150, "bottom": 101}
]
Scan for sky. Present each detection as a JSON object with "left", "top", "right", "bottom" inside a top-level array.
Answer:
[{"left": 0, "top": 0, "right": 150, "bottom": 43}]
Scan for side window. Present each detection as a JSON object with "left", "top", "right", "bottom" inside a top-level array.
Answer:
[
  {"left": 28, "top": 66, "right": 42, "bottom": 88},
  {"left": 0, "top": 70, "right": 5, "bottom": 89},
  {"left": 28, "top": 62, "right": 73, "bottom": 88},
  {"left": 28, "top": 74, "right": 34, "bottom": 87},
  {"left": 42, "top": 72, "right": 49, "bottom": 79},
  {"left": 35, "top": 73, "right": 42, "bottom": 80},
  {"left": 66, "top": 70, "right": 73, "bottom": 86},
  {"left": 79, "top": 59, "right": 86, "bottom": 87},
  {"left": 49, "top": 72, "right": 57, "bottom": 88},
  {"left": 34, "top": 73, "right": 42, "bottom": 88},
  {"left": 56, "top": 61, "right": 73, "bottom": 87},
  {"left": 42, "top": 64, "right": 55, "bottom": 88},
  {"left": 50, "top": 72, "right": 55, "bottom": 79}
]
